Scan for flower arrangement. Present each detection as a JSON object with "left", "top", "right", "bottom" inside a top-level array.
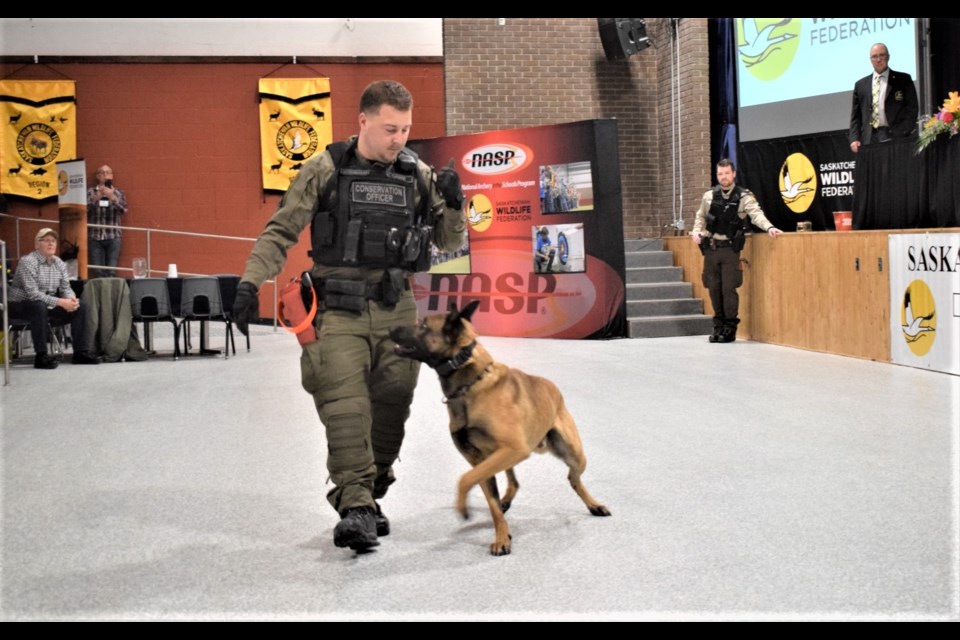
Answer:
[{"left": 917, "top": 90, "right": 960, "bottom": 153}]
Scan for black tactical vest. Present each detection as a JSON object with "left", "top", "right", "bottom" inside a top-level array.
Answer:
[
  {"left": 706, "top": 185, "right": 743, "bottom": 237},
  {"left": 311, "top": 141, "right": 433, "bottom": 272}
]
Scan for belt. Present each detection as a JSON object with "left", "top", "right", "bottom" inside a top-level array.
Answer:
[
  {"left": 316, "top": 277, "right": 410, "bottom": 301},
  {"left": 709, "top": 239, "right": 733, "bottom": 248}
]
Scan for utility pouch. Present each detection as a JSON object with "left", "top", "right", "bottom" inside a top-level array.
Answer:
[
  {"left": 277, "top": 272, "right": 318, "bottom": 346},
  {"left": 324, "top": 278, "right": 368, "bottom": 313},
  {"left": 732, "top": 230, "right": 746, "bottom": 252},
  {"left": 381, "top": 268, "right": 406, "bottom": 308}
]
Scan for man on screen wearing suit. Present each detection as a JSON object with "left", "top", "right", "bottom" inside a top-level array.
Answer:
[{"left": 849, "top": 42, "right": 919, "bottom": 152}]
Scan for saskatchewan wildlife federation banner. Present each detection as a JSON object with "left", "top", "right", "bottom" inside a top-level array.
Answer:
[
  {"left": 0, "top": 80, "right": 77, "bottom": 199},
  {"left": 738, "top": 131, "right": 855, "bottom": 232},
  {"left": 258, "top": 78, "right": 332, "bottom": 192},
  {"left": 889, "top": 233, "right": 960, "bottom": 376}
]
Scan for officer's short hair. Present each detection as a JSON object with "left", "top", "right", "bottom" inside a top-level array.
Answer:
[
  {"left": 716, "top": 158, "right": 736, "bottom": 172},
  {"left": 360, "top": 80, "right": 413, "bottom": 115}
]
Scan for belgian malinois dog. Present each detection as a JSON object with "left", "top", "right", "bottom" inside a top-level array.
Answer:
[{"left": 390, "top": 301, "right": 610, "bottom": 556}]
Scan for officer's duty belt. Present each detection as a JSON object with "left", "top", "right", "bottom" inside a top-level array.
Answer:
[
  {"left": 709, "top": 239, "right": 734, "bottom": 249},
  {"left": 314, "top": 276, "right": 410, "bottom": 313}
]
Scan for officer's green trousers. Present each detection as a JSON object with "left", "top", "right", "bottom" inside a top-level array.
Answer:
[{"left": 299, "top": 291, "right": 421, "bottom": 514}]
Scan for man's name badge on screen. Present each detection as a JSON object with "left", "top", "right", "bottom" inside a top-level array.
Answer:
[{"left": 99, "top": 199, "right": 110, "bottom": 208}]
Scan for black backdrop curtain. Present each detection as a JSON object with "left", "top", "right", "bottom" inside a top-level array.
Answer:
[
  {"left": 854, "top": 136, "right": 960, "bottom": 229},
  {"left": 930, "top": 18, "right": 960, "bottom": 110},
  {"left": 709, "top": 18, "right": 738, "bottom": 168},
  {"left": 738, "top": 132, "right": 854, "bottom": 232}
]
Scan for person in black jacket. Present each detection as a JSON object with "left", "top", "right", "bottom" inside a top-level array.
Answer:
[{"left": 849, "top": 43, "right": 919, "bottom": 152}]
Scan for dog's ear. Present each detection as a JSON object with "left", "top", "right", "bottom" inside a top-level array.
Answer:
[
  {"left": 460, "top": 299, "right": 481, "bottom": 322},
  {"left": 442, "top": 312, "right": 462, "bottom": 340},
  {"left": 443, "top": 303, "right": 463, "bottom": 339},
  {"left": 443, "top": 300, "right": 480, "bottom": 340},
  {"left": 446, "top": 302, "right": 462, "bottom": 325}
]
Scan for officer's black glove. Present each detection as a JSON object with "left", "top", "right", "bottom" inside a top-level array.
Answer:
[
  {"left": 436, "top": 158, "right": 465, "bottom": 210},
  {"left": 232, "top": 281, "right": 260, "bottom": 337}
]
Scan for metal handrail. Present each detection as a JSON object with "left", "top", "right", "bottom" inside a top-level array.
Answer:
[{"left": 0, "top": 212, "right": 280, "bottom": 336}]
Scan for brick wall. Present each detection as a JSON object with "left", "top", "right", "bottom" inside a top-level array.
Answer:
[
  {"left": 444, "top": 18, "right": 711, "bottom": 239},
  {"left": 2, "top": 18, "right": 713, "bottom": 284},
  {"left": 0, "top": 62, "right": 444, "bottom": 288}
]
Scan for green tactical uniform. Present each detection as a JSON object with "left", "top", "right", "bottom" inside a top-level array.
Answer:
[{"left": 241, "top": 143, "right": 466, "bottom": 515}]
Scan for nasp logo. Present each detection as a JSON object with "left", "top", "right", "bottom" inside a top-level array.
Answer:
[
  {"left": 462, "top": 143, "right": 533, "bottom": 177},
  {"left": 467, "top": 194, "right": 493, "bottom": 233},
  {"left": 779, "top": 153, "right": 816, "bottom": 213},
  {"left": 900, "top": 280, "right": 936, "bottom": 356},
  {"left": 737, "top": 18, "right": 801, "bottom": 82}
]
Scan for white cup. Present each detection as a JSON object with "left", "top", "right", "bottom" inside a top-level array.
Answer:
[{"left": 167, "top": 263, "right": 178, "bottom": 278}]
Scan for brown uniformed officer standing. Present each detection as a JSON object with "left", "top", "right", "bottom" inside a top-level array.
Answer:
[{"left": 691, "top": 159, "right": 781, "bottom": 343}]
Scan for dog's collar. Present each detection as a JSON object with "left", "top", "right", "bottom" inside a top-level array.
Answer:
[
  {"left": 444, "top": 364, "right": 493, "bottom": 402},
  {"left": 433, "top": 340, "right": 477, "bottom": 378}
]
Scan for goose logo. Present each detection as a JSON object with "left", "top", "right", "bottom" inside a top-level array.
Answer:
[
  {"left": 737, "top": 18, "right": 801, "bottom": 81},
  {"left": 779, "top": 153, "right": 817, "bottom": 213},
  {"left": 276, "top": 120, "right": 319, "bottom": 161},
  {"left": 462, "top": 143, "right": 533, "bottom": 177},
  {"left": 467, "top": 194, "right": 493, "bottom": 233},
  {"left": 900, "top": 280, "right": 936, "bottom": 356}
]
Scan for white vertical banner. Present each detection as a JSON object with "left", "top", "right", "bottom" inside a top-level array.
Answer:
[
  {"left": 889, "top": 233, "right": 960, "bottom": 376},
  {"left": 56, "top": 159, "right": 86, "bottom": 206}
]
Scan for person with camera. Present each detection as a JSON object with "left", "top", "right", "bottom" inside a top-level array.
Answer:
[
  {"left": 691, "top": 159, "right": 781, "bottom": 343},
  {"left": 231, "top": 80, "right": 466, "bottom": 552},
  {"left": 86, "top": 165, "right": 128, "bottom": 278}
]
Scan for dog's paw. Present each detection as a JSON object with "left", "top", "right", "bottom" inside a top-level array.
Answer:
[
  {"left": 589, "top": 504, "right": 612, "bottom": 517},
  {"left": 490, "top": 540, "right": 512, "bottom": 556},
  {"left": 499, "top": 499, "right": 512, "bottom": 513},
  {"left": 456, "top": 502, "right": 470, "bottom": 520}
]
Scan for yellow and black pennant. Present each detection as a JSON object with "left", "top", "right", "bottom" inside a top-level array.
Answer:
[
  {"left": 1, "top": 80, "right": 78, "bottom": 200},
  {"left": 258, "top": 77, "right": 332, "bottom": 192}
]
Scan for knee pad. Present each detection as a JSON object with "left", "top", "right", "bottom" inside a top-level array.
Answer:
[{"left": 319, "top": 398, "right": 372, "bottom": 472}]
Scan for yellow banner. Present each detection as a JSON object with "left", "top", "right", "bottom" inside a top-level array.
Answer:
[
  {"left": 0, "top": 80, "right": 78, "bottom": 199},
  {"left": 259, "top": 77, "right": 332, "bottom": 191}
]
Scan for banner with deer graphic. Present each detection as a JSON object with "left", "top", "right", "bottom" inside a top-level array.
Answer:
[
  {"left": 258, "top": 77, "right": 332, "bottom": 192},
  {"left": 0, "top": 80, "right": 78, "bottom": 200}
]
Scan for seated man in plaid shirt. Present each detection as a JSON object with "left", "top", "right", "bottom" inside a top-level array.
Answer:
[{"left": 7, "top": 228, "right": 100, "bottom": 369}]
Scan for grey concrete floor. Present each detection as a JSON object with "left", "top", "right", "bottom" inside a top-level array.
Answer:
[{"left": 1, "top": 327, "right": 958, "bottom": 620}]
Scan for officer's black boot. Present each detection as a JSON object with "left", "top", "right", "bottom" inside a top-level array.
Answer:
[
  {"left": 374, "top": 502, "right": 390, "bottom": 537},
  {"left": 333, "top": 507, "right": 380, "bottom": 551},
  {"left": 372, "top": 467, "right": 394, "bottom": 537},
  {"left": 708, "top": 319, "right": 725, "bottom": 343},
  {"left": 718, "top": 323, "right": 738, "bottom": 343}
]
